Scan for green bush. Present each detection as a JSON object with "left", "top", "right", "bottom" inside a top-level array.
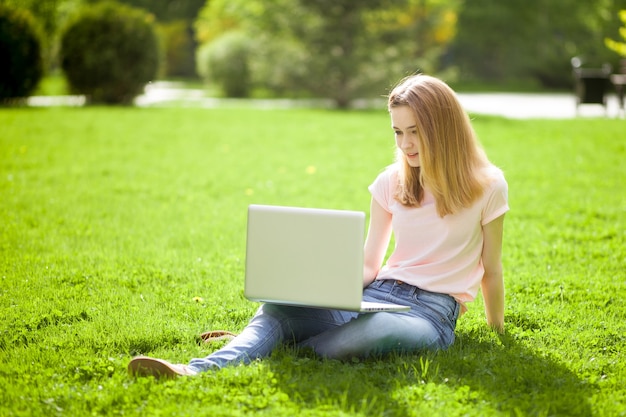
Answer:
[
  {"left": 60, "top": 1, "right": 160, "bottom": 105},
  {"left": 0, "top": 4, "right": 43, "bottom": 101},
  {"left": 196, "top": 31, "right": 252, "bottom": 98}
]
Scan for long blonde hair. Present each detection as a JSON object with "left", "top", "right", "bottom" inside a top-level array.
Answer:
[{"left": 388, "top": 74, "right": 491, "bottom": 217}]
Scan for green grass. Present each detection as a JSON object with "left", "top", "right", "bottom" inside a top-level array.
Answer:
[{"left": 1, "top": 106, "right": 624, "bottom": 416}]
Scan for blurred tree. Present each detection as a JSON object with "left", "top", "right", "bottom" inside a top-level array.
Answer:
[
  {"left": 196, "top": 31, "right": 252, "bottom": 97},
  {"left": 362, "top": 0, "right": 460, "bottom": 84},
  {"left": 158, "top": 19, "right": 196, "bottom": 77},
  {"left": 194, "top": 0, "right": 259, "bottom": 45},
  {"left": 100, "top": 0, "right": 205, "bottom": 22},
  {"left": 88, "top": 0, "right": 205, "bottom": 78},
  {"left": 195, "top": 0, "right": 301, "bottom": 97},
  {"left": 296, "top": 0, "right": 390, "bottom": 107},
  {"left": 1, "top": 0, "right": 60, "bottom": 38},
  {"left": 61, "top": 1, "right": 160, "bottom": 104},
  {"left": 7, "top": 0, "right": 204, "bottom": 78},
  {"left": 451, "top": 0, "right": 626, "bottom": 88},
  {"left": 195, "top": 0, "right": 459, "bottom": 106},
  {"left": 605, "top": 10, "right": 626, "bottom": 57},
  {"left": 0, "top": 4, "right": 44, "bottom": 100},
  {"left": 0, "top": 0, "right": 82, "bottom": 69}
]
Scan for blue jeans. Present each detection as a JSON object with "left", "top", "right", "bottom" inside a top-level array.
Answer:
[{"left": 188, "top": 280, "right": 460, "bottom": 372}]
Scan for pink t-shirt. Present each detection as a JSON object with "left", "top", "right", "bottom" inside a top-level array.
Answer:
[{"left": 368, "top": 164, "right": 509, "bottom": 305}]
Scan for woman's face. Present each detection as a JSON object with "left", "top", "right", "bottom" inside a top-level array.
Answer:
[{"left": 390, "top": 106, "right": 421, "bottom": 168}]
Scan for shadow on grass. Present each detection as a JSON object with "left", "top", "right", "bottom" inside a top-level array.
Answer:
[
  {"left": 260, "top": 325, "right": 592, "bottom": 416},
  {"left": 434, "top": 330, "right": 592, "bottom": 416}
]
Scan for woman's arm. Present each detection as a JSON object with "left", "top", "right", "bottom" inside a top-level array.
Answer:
[
  {"left": 481, "top": 214, "right": 506, "bottom": 333},
  {"left": 363, "top": 197, "right": 393, "bottom": 287}
]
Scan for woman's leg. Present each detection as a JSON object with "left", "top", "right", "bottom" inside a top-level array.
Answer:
[
  {"left": 188, "top": 303, "right": 357, "bottom": 372},
  {"left": 298, "top": 280, "right": 459, "bottom": 360},
  {"left": 129, "top": 280, "right": 457, "bottom": 377},
  {"left": 297, "top": 311, "right": 442, "bottom": 359}
]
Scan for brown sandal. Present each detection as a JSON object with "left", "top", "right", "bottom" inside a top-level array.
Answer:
[
  {"left": 199, "top": 330, "right": 237, "bottom": 342},
  {"left": 128, "top": 356, "right": 197, "bottom": 378}
]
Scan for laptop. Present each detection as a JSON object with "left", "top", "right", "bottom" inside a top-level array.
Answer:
[{"left": 244, "top": 204, "right": 410, "bottom": 313}]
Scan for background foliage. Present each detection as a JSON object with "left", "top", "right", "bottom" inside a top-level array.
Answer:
[
  {"left": 605, "top": 9, "right": 626, "bottom": 57},
  {"left": 196, "top": 31, "right": 252, "bottom": 98},
  {"left": 3, "top": 0, "right": 626, "bottom": 101},
  {"left": 451, "top": 0, "right": 626, "bottom": 88},
  {"left": 194, "top": 0, "right": 460, "bottom": 106},
  {"left": 60, "top": 1, "right": 160, "bottom": 104},
  {"left": 0, "top": 4, "right": 44, "bottom": 100},
  {"left": 85, "top": 0, "right": 204, "bottom": 78}
]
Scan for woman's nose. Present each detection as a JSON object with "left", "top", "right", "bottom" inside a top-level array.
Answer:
[{"left": 401, "top": 135, "right": 414, "bottom": 149}]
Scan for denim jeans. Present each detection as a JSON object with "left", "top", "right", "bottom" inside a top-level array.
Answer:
[{"left": 188, "top": 279, "right": 460, "bottom": 372}]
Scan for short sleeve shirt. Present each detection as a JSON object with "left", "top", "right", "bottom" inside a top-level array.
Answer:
[{"left": 368, "top": 164, "right": 509, "bottom": 304}]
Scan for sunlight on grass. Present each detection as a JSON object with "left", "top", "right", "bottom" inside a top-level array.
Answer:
[{"left": 0, "top": 107, "right": 624, "bottom": 416}]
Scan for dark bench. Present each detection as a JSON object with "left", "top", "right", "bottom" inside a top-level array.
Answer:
[{"left": 571, "top": 57, "right": 612, "bottom": 115}]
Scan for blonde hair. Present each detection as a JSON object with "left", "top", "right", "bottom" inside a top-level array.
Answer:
[{"left": 388, "top": 74, "right": 491, "bottom": 217}]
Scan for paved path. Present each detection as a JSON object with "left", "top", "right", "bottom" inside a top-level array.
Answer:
[
  {"left": 27, "top": 82, "right": 625, "bottom": 119},
  {"left": 456, "top": 92, "right": 623, "bottom": 119}
]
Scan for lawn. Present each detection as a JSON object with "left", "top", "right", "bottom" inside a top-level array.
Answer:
[{"left": 0, "top": 106, "right": 624, "bottom": 416}]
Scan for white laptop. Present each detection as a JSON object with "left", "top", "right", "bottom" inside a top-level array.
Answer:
[{"left": 244, "top": 204, "right": 410, "bottom": 313}]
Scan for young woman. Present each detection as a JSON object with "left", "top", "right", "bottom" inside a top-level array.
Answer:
[{"left": 129, "top": 74, "right": 509, "bottom": 378}]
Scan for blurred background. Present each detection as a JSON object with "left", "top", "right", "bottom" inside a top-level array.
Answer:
[{"left": 2, "top": 0, "right": 626, "bottom": 108}]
